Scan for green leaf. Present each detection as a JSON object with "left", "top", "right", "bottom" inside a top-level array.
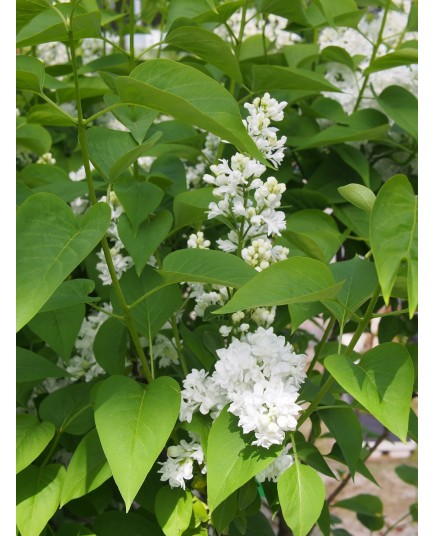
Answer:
[
  {"left": 93, "top": 511, "right": 163, "bottom": 535},
  {"left": 16, "top": 415, "right": 55, "bottom": 473},
  {"left": 321, "top": 46, "right": 355, "bottom": 69},
  {"left": 86, "top": 127, "right": 162, "bottom": 182},
  {"left": 395, "top": 464, "right": 417, "bottom": 486},
  {"left": 16, "top": 0, "right": 49, "bottom": 33},
  {"left": 161, "top": 248, "right": 256, "bottom": 291},
  {"left": 325, "top": 343, "right": 414, "bottom": 441},
  {"left": 27, "top": 103, "right": 76, "bottom": 127},
  {"left": 377, "top": 86, "right": 418, "bottom": 140},
  {"left": 93, "top": 317, "right": 128, "bottom": 375},
  {"left": 333, "top": 145, "right": 371, "bottom": 187},
  {"left": 16, "top": 464, "right": 65, "bottom": 536},
  {"left": 282, "top": 210, "right": 342, "bottom": 262},
  {"left": 166, "top": 25, "right": 243, "bottom": 82},
  {"left": 325, "top": 257, "right": 378, "bottom": 326},
  {"left": 103, "top": 94, "right": 158, "bottom": 144},
  {"left": 211, "top": 493, "right": 238, "bottom": 533},
  {"left": 282, "top": 44, "right": 320, "bottom": 68},
  {"left": 39, "top": 382, "right": 95, "bottom": 435},
  {"left": 16, "top": 7, "right": 101, "bottom": 47},
  {"left": 277, "top": 463, "right": 325, "bottom": 536},
  {"left": 16, "top": 347, "right": 71, "bottom": 383},
  {"left": 290, "top": 432, "right": 335, "bottom": 479},
  {"left": 338, "top": 184, "right": 376, "bottom": 213},
  {"left": 113, "top": 267, "right": 183, "bottom": 337},
  {"left": 173, "top": 187, "right": 215, "bottom": 229},
  {"left": 320, "top": 406, "right": 362, "bottom": 478},
  {"left": 250, "top": 65, "right": 339, "bottom": 92},
  {"left": 16, "top": 55, "right": 45, "bottom": 92},
  {"left": 113, "top": 175, "right": 164, "bottom": 231},
  {"left": 116, "top": 59, "right": 266, "bottom": 164},
  {"left": 16, "top": 193, "right": 110, "bottom": 330},
  {"left": 16, "top": 122, "right": 52, "bottom": 155},
  {"left": 94, "top": 376, "right": 180, "bottom": 510},
  {"left": 155, "top": 487, "right": 193, "bottom": 536},
  {"left": 207, "top": 408, "right": 281, "bottom": 512},
  {"left": 215, "top": 257, "right": 343, "bottom": 314},
  {"left": 370, "top": 175, "right": 418, "bottom": 316},
  {"left": 117, "top": 211, "right": 173, "bottom": 276},
  {"left": 40, "top": 279, "right": 96, "bottom": 313},
  {"left": 29, "top": 304, "right": 85, "bottom": 362},
  {"left": 364, "top": 48, "right": 418, "bottom": 75},
  {"left": 60, "top": 429, "right": 112, "bottom": 506},
  {"left": 335, "top": 493, "right": 383, "bottom": 517}
]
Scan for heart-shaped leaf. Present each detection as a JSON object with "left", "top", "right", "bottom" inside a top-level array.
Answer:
[
  {"left": 16, "top": 415, "right": 55, "bottom": 473},
  {"left": 325, "top": 343, "right": 414, "bottom": 441},
  {"left": 94, "top": 375, "right": 180, "bottom": 510},
  {"left": 17, "top": 193, "right": 111, "bottom": 330}
]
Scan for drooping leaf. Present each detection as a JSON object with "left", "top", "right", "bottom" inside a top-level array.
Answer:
[
  {"left": 277, "top": 463, "right": 325, "bottom": 536},
  {"left": 207, "top": 408, "right": 281, "bottom": 512},
  {"left": 155, "top": 487, "right": 193, "bottom": 536},
  {"left": 16, "top": 193, "right": 110, "bottom": 330},
  {"left": 116, "top": 59, "right": 266, "bottom": 164},
  {"left": 216, "top": 257, "right": 343, "bottom": 314},
  {"left": 325, "top": 343, "right": 414, "bottom": 441},
  {"left": 60, "top": 429, "right": 112, "bottom": 506},
  {"left": 16, "top": 347, "right": 71, "bottom": 383},
  {"left": 16, "top": 415, "right": 55, "bottom": 473},
  {"left": 16, "top": 464, "right": 65, "bottom": 536},
  {"left": 364, "top": 48, "right": 418, "bottom": 74},
  {"left": 370, "top": 175, "right": 418, "bottom": 316},
  {"left": 377, "top": 86, "right": 418, "bottom": 140},
  {"left": 94, "top": 376, "right": 180, "bottom": 510}
]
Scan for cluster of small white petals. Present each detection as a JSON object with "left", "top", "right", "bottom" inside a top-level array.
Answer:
[
  {"left": 66, "top": 306, "right": 111, "bottom": 381},
  {"left": 37, "top": 152, "right": 56, "bottom": 165},
  {"left": 189, "top": 284, "right": 229, "bottom": 318},
  {"left": 214, "top": 8, "right": 301, "bottom": 51},
  {"left": 251, "top": 306, "right": 276, "bottom": 327},
  {"left": 187, "top": 231, "right": 211, "bottom": 249},
  {"left": 319, "top": 3, "right": 417, "bottom": 113},
  {"left": 137, "top": 156, "right": 156, "bottom": 172},
  {"left": 69, "top": 164, "right": 95, "bottom": 215},
  {"left": 180, "top": 327, "right": 307, "bottom": 448},
  {"left": 256, "top": 444, "right": 294, "bottom": 482},
  {"left": 186, "top": 133, "right": 220, "bottom": 188},
  {"left": 80, "top": 34, "right": 116, "bottom": 64},
  {"left": 153, "top": 334, "right": 180, "bottom": 368},
  {"left": 241, "top": 238, "right": 288, "bottom": 272},
  {"left": 96, "top": 240, "right": 133, "bottom": 286},
  {"left": 69, "top": 165, "right": 87, "bottom": 182},
  {"left": 36, "top": 42, "right": 69, "bottom": 65},
  {"left": 158, "top": 439, "right": 206, "bottom": 489}
]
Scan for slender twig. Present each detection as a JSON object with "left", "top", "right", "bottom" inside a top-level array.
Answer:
[
  {"left": 170, "top": 316, "right": 189, "bottom": 376},
  {"left": 86, "top": 302, "right": 124, "bottom": 320},
  {"left": 307, "top": 320, "right": 336, "bottom": 375},
  {"left": 83, "top": 102, "right": 124, "bottom": 125}
]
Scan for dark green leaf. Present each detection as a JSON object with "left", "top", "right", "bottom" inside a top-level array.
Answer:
[
  {"left": 16, "top": 415, "right": 55, "bottom": 473},
  {"left": 173, "top": 187, "right": 214, "bottom": 229},
  {"left": 395, "top": 464, "right": 417, "bottom": 486},
  {"left": 17, "top": 122, "right": 52, "bottom": 155},
  {"left": 377, "top": 86, "right": 418, "bottom": 140},
  {"left": 93, "top": 511, "right": 164, "bottom": 535},
  {"left": 333, "top": 145, "right": 371, "bottom": 187},
  {"left": 94, "top": 375, "right": 180, "bottom": 510},
  {"left": 17, "top": 347, "right": 71, "bottom": 383},
  {"left": 16, "top": 55, "right": 45, "bottom": 92},
  {"left": 27, "top": 103, "right": 76, "bottom": 127},
  {"left": 93, "top": 317, "right": 128, "bottom": 375},
  {"left": 40, "top": 279, "right": 96, "bottom": 313},
  {"left": 335, "top": 493, "right": 383, "bottom": 517}
]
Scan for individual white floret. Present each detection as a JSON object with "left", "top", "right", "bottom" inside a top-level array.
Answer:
[
  {"left": 153, "top": 334, "right": 180, "bottom": 368},
  {"left": 187, "top": 231, "right": 211, "bottom": 249},
  {"left": 96, "top": 240, "right": 133, "bottom": 285},
  {"left": 179, "top": 369, "right": 226, "bottom": 423}
]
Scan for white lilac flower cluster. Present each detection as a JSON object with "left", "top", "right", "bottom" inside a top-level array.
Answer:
[
  {"left": 95, "top": 192, "right": 134, "bottom": 285},
  {"left": 152, "top": 334, "right": 180, "bottom": 368},
  {"left": 185, "top": 132, "right": 221, "bottom": 189},
  {"left": 180, "top": 327, "right": 307, "bottom": 449},
  {"left": 319, "top": 0, "right": 417, "bottom": 113},
  {"left": 158, "top": 438, "right": 206, "bottom": 489},
  {"left": 256, "top": 444, "right": 294, "bottom": 483},
  {"left": 36, "top": 42, "right": 69, "bottom": 66},
  {"left": 37, "top": 152, "right": 56, "bottom": 165},
  {"left": 214, "top": 8, "right": 301, "bottom": 51}
]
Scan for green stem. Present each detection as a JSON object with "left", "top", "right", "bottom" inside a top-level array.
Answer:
[
  {"left": 68, "top": 25, "right": 153, "bottom": 383},
  {"left": 37, "top": 92, "right": 77, "bottom": 124},
  {"left": 306, "top": 320, "right": 335, "bottom": 375},
  {"left": 170, "top": 316, "right": 188, "bottom": 376},
  {"left": 86, "top": 302, "right": 125, "bottom": 320},
  {"left": 83, "top": 102, "right": 124, "bottom": 126},
  {"left": 101, "top": 35, "right": 128, "bottom": 55},
  {"left": 134, "top": 40, "right": 165, "bottom": 62},
  {"left": 129, "top": 0, "right": 135, "bottom": 70},
  {"left": 383, "top": 513, "right": 412, "bottom": 536},
  {"left": 372, "top": 308, "right": 409, "bottom": 318},
  {"left": 41, "top": 430, "right": 62, "bottom": 467},
  {"left": 297, "top": 286, "right": 381, "bottom": 428}
]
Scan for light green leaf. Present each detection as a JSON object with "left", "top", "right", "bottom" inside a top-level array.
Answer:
[
  {"left": 86, "top": 127, "right": 162, "bottom": 182},
  {"left": 16, "top": 347, "right": 71, "bottom": 383},
  {"left": 117, "top": 211, "right": 173, "bottom": 275},
  {"left": 29, "top": 304, "right": 85, "bottom": 362},
  {"left": 16, "top": 55, "right": 45, "bottom": 92},
  {"left": 215, "top": 257, "right": 343, "bottom": 314},
  {"left": 338, "top": 184, "right": 376, "bottom": 213},
  {"left": 325, "top": 257, "right": 378, "bottom": 326},
  {"left": 116, "top": 59, "right": 266, "bottom": 164},
  {"left": 16, "top": 464, "right": 65, "bottom": 536},
  {"left": 277, "top": 463, "right": 325, "bottom": 536},
  {"left": 60, "top": 429, "right": 112, "bottom": 506},
  {"left": 155, "top": 487, "right": 193, "bottom": 536},
  {"left": 94, "top": 375, "right": 180, "bottom": 510},
  {"left": 282, "top": 44, "right": 320, "bottom": 68},
  {"left": 93, "top": 317, "right": 128, "bottom": 375},
  {"left": 250, "top": 65, "right": 339, "bottom": 92},
  {"left": 282, "top": 209, "right": 343, "bottom": 262},
  {"left": 27, "top": 103, "right": 76, "bottom": 127},
  {"left": 39, "top": 279, "right": 96, "bottom": 313},
  {"left": 377, "top": 86, "right": 418, "bottom": 140},
  {"left": 370, "top": 175, "right": 418, "bottom": 316},
  {"left": 39, "top": 382, "right": 95, "bottom": 435},
  {"left": 16, "top": 193, "right": 110, "bottom": 330},
  {"left": 16, "top": 122, "right": 52, "bottom": 155},
  {"left": 16, "top": 415, "right": 55, "bottom": 473},
  {"left": 113, "top": 175, "right": 164, "bottom": 231},
  {"left": 320, "top": 406, "right": 362, "bottom": 478},
  {"left": 166, "top": 25, "right": 243, "bottom": 82},
  {"left": 173, "top": 187, "right": 214, "bottom": 229},
  {"left": 325, "top": 342, "right": 414, "bottom": 441},
  {"left": 207, "top": 408, "right": 281, "bottom": 512},
  {"left": 103, "top": 94, "right": 158, "bottom": 144},
  {"left": 364, "top": 48, "right": 418, "bottom": 74}
]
